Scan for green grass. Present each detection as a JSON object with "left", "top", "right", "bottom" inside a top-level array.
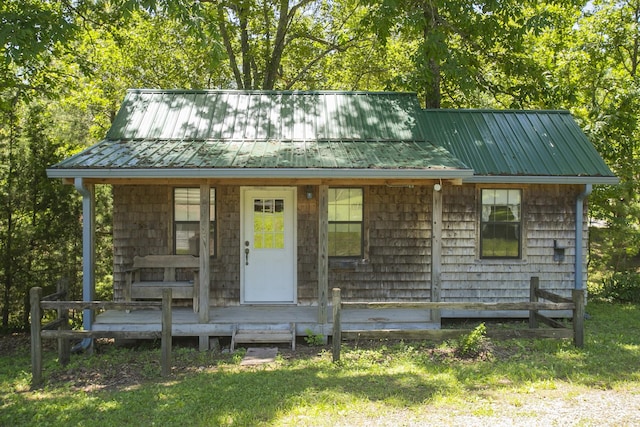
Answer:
[{"left": 1, "top": 302, "right": 639, "bottom": 426}]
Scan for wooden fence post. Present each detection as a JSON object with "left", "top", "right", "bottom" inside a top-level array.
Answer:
[
  {"left": 332, "top": 288, "right": 341, "bottom": 363},
  {"left": 30, "top": 287, "right": 43, "bottom": 388},
  {"left": 572, "top": 289, "right": 585, "bottom": 348},
  {"left": 161, "top": 288, "right": 172, "bottom": 377},
  {"left": 57, "top": 279, "right": 71, "bottom": 366},
  {"left": 529, "top": 276, "right": 539, "bottom": 329}
]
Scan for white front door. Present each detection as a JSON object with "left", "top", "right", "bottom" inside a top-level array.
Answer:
[{"left": 241, "top": 187, "right": 297, "bottom": 304}]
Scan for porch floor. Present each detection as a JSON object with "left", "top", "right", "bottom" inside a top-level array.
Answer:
[{"left": 93, "top": 305, "right": 439, "bottom": 337}]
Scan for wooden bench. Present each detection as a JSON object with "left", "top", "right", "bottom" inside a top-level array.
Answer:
[{"left": 124, "top": 255, "right": 200, "bottom": 312}]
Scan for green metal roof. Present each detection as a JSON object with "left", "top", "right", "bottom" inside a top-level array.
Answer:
[
  {"left": 48, "top": 89, "right": 472, "bottom": 180},
  {"left": 420, "top": 109, "right": 617, "bottom": 184},
  {"left": 48, "top": 90, "right": 616, "bottom": 184},
  {"left": 107, "top": 89, "right": 425, "bottom": 141}
]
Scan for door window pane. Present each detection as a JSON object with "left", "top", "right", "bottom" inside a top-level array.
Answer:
[{"left": 253, "top": 198, "right": 285, "bottom": 249}]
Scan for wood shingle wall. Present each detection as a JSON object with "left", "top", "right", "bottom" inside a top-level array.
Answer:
[
  {"left": 112, "top": 183, "right": 586, "bottom": 310},
  {"left": 440, "top": 184, "right": 584, "bottom": 303},
  {"left": 329, "top": 186, "right": 433, "bottom": 302},
  {"left": 113, "top": 185, "right": 171, "bottom": 301}
]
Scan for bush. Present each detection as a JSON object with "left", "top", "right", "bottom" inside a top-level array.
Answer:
[
  {"left": 599, "top": 271, "right": 640, "bottom": 303},
  {"left": 455, "top": 323, "right": 490, "bottom": 359},
  {"left": 304, "top": 329, "right": 325, "bottom": 346}
]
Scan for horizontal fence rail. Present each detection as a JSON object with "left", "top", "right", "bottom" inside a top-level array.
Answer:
[
  {"left": 332, "top": 276, "right": 585, "bottom": 362},
  {"left": 30, "top": 286, "right": 173, "bottom": 388},
  {"left": 339, "top": 301, "right": 576, "bottom": 311}
]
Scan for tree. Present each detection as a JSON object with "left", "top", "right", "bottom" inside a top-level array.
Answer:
[
  {"left": 0, "top": 96, "right": 82, "bottom": 329},
  {"left": 569, "top": 0, "right": 640, "bottom": 267},
  {"left": 362, "top": 0, "right": 584, "bottom": 108},
  {"left": 209, "top": 0, "right": 366, "bottom": 90},
  {"left": 1, "top": 1, "right": 225, "bottom": 328}
]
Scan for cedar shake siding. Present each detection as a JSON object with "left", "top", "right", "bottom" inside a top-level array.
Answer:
[
  {"left": 113, "top": 183, "right": 585, "bottom": 308},
  {"left": 329, "top": 185, "right": 433, "bottom": 302},
  {"left": 440, "top": 184, "right": 585, "bottom": 303},
  {"left": 113, "top": 184, "right": 435, "bottom": 305}
]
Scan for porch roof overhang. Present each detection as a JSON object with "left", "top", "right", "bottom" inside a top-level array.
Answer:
[
  {"left": 46, "top": 135, "right": 474, "bottom": 181},
  {"left": 463, "top": 175, "right": 619, "bottom": 185},
  {"left": 46, "top": 166, "right": 473, "bottom": 180}
]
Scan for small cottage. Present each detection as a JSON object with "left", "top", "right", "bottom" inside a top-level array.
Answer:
[{"left": 47, "top": 89, "right": 617, "bottom": 348}]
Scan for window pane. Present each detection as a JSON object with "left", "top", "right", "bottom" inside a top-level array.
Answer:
[
  {"left": 348, "top": 189, "right": 363, "bottom": 219},
  {"left": 175, "top": 188, "right": 199, "bottom": 221},
  {"left": 175, "top": 223, "right": 199, "bottom": 255},
  {"left": 174, "top": 188, "right": 216, "bottom": 256},
  {"left": 481, "top": 189, "right": 521, "bottom": 259},
  {"left": 328, "top": 223, "right": 362, "bottom": 257},
  {"left": 175, "top": 188, "right": 216, "bottom": 221},
  {"left": 329, "top": 189, "right": 363, "bottom": 219},
  {"left": 481, "top": 224, "right": 520, "bottom": 257},
  {"left": 209, "top": 189, "right": 216, "bottom": 221},
  {"left": 335, "top": 205, "right": 350, "bottom": 221},
  {"left": 328, "top": 188, "right": 363, "bottom": 257}
]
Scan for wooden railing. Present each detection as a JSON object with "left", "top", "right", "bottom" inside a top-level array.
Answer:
[
  {"left": 30, "top": 287, "right": 174, "bottom": 388},
  {"left": 332, "top": 277, "right": 585, "bottom": 362}
]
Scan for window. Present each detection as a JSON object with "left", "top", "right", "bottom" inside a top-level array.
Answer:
[
  {"left": 328, "top": 188, "right": 363, "bottom": 257},
  {"left": 174, "top": 188, "right": 216, "bottom": 256},
  {"left": 480, "top": 189, "right": 521, "bottom": 259},
  {"left": 253, "top": 198, "right": 285, "bottom": 249}
]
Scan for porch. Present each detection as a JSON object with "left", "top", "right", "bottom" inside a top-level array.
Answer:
[{"left": 93, "top": 305, "right": 439, "bottom": 337}]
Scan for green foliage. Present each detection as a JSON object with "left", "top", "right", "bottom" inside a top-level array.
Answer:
[
  {"left": 455, "top": 322, "right": 489, "bottom": 359},
  {"left": 303, "top": 328, "right": 324, "bottom": 346},
  {"left": 596, "top": 272, "right": 640, "bottom": 304},
  {"left": 0, "top": 97, "right": 83, "bottom": 330}
]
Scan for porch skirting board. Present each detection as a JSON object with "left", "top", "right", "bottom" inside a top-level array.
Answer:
[{"left": 93, "top": 306, "right": 439, "bottom": 337}]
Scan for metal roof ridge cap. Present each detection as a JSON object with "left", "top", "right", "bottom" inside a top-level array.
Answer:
[
  {"left": 125, "top": 88, "right": 419, "bottom": 96},
  {"left": 422, "top": 108, "right": 571, "bottom": 114}
]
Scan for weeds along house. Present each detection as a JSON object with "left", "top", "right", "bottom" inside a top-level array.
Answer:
[{"left": 47, "top": 89, "right": 617, "bottom": 347}]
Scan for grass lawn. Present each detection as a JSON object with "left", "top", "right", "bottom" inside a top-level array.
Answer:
[{"left": 1, "top": 302, "right": 639, "bottom": 426}]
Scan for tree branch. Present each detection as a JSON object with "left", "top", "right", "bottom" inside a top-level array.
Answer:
[{"left": 216, "top": 3, "right": 243, "bottom": 88}]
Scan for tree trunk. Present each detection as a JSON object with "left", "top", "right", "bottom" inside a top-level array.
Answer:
[
  {"left": 239, "top": 5, "right": 253, "bottom": 89},
  {"left": 263, "top": 0, "right": 291, "bottom": 90},
  {"left": 2, "top": 101, "right": 16, "bottom": 328},
  {"left": 422, "top": 2, "right": 441, "bottom": 109},
  {"left": 217, "top": 3, "right": 243, "bottom": 88}
]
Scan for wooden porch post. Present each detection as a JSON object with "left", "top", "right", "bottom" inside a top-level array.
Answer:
[
  {"left": 573, "top": 289, "right": 585, "bottom": 348},
  {"left": 318, "top": 185, "right": 329, "bottom": 324},
  {"left": 30, "top": 287, "right": 43, "bottom": 388},
  {"left": 57, "top": 279, "right": 70, "bottom": 366},
  {"left": 198, "top": 184, "right": 211, "bottom": 351},
  {"left": 332, "top": 288, "right": 341, "bottom": 362},
  {"left": 529, "top": 276, "right": 539, "bottom": 329},
  {"left": 431, "top": 184, "right": 442, "bottom": 324},
  {"left": 161, "top": 288, "right": 172, "bottom": 376}
]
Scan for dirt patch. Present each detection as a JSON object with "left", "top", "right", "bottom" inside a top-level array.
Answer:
[{"left": 0, "top": 332, "right": 57, "bottom": 356}]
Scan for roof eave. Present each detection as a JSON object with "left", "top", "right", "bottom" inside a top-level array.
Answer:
[
  {"left": 46, "top": 167, "right": 474, "bottom": 180},
  {"left": 464, "top": 175, "right": 619, "bottom": 185}
]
